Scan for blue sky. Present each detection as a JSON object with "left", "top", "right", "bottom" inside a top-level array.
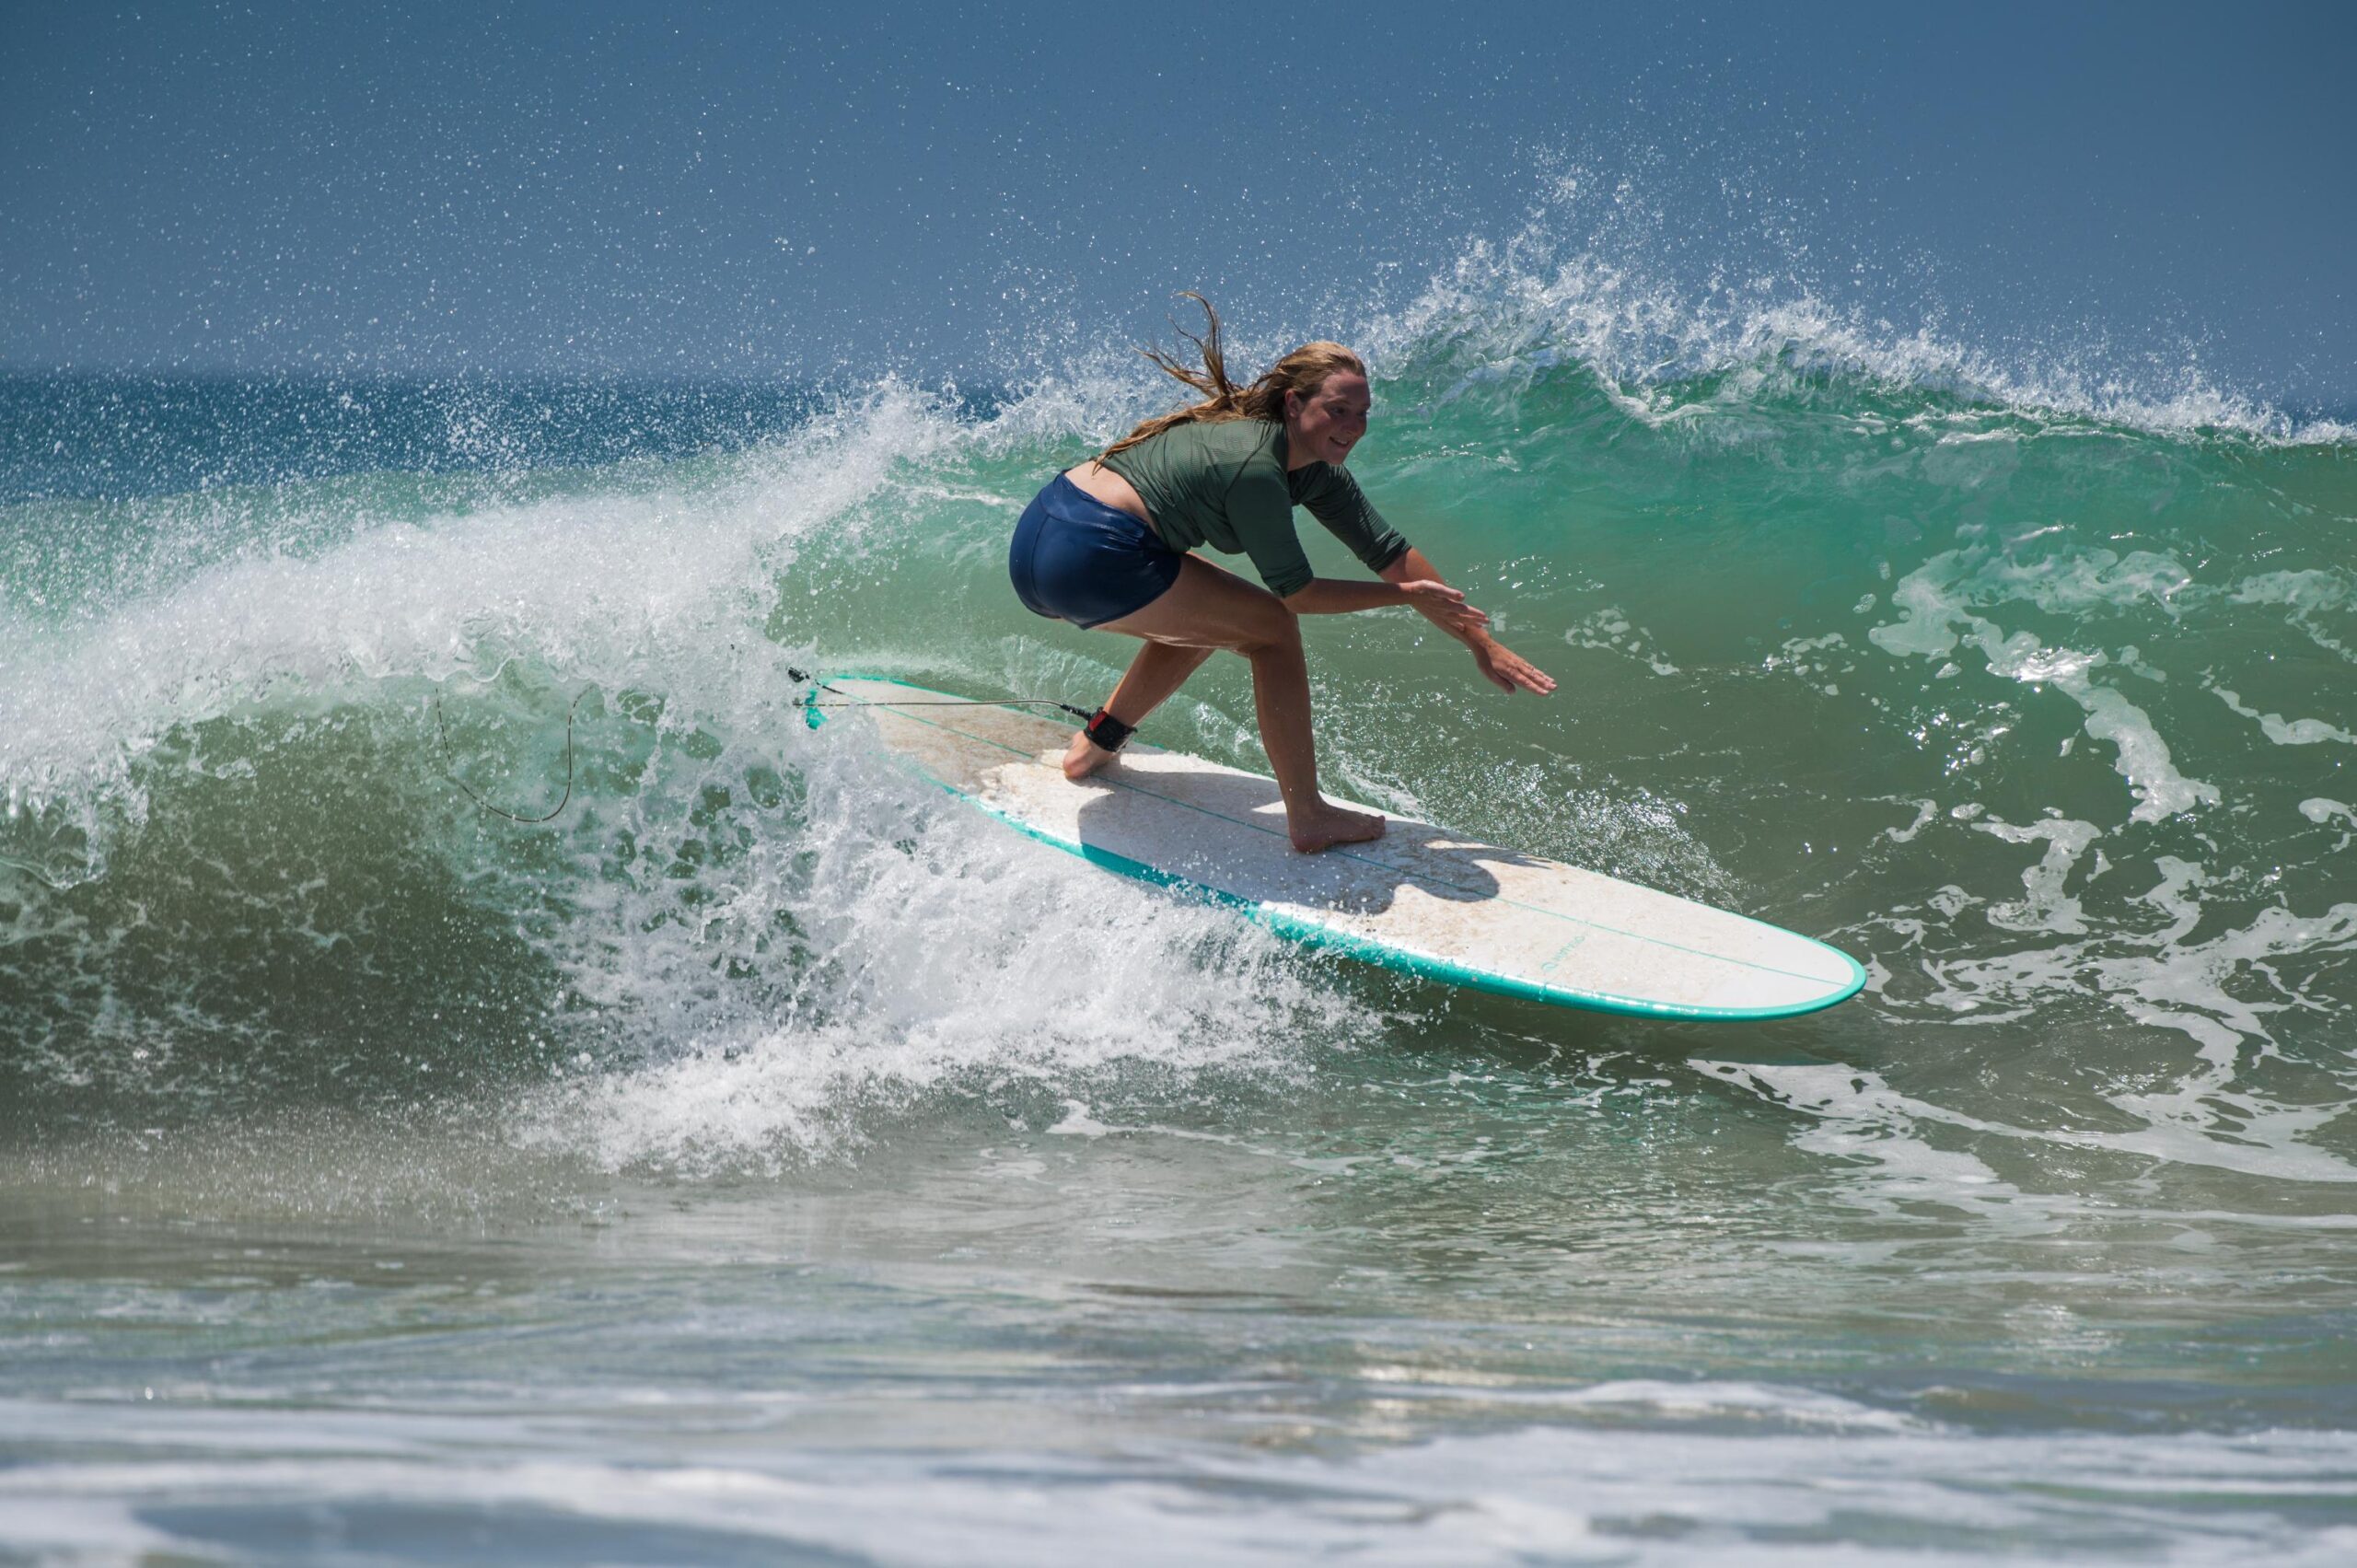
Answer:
[{"left": 3, "top": 1, "right": 2350, "bottom": 410}]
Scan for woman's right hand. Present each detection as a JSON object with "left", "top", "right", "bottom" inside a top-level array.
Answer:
[
  {"left": 1470, "top": 637, "right": 1557, "bottom": 695},
  {"left": 1398, "top": 579, "right": 1490, "bottom": 639}
]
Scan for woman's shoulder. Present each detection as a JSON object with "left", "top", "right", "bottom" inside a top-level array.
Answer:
[
  {"left": 1203, "top": 418, "right": 1283, "bottom": 470},
  {"left": 1150, "top": 417, "right": 1278, "bottom": 457}
]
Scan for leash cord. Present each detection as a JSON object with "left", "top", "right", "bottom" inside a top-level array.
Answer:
[
  {"left": 435, "top": 672, "right": 1096, "bottom": 825},
  {"left": 801, "top": 697, "right": 1092, "bottom": 718},
  {"left": 435, "top": 687, "right": 592, "bottom": 824},
  {"left": 789, "top": 668, "right": 1091, "bottom": 722}
]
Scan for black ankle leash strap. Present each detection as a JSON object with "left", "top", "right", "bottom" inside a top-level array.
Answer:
[{"left": 1084, "top": 706, "right": 1136, "bottom": 751}]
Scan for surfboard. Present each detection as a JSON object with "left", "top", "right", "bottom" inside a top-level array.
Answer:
[{"left": 806, "top": 676, "right": 1866, "bottom": 1021}]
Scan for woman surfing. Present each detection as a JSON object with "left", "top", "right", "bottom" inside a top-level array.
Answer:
[{"left": 1008, "top": 296, "right": 1556, "bottom": 852}]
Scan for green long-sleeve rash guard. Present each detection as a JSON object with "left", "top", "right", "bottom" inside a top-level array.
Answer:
[{"left": 1100, "top": 419, "right": 1410, "bottom": 598}]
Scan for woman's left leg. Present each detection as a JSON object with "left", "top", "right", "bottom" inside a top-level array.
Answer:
[{"left": 1062, "top": 640, "right": 1214, "bottom": 780}]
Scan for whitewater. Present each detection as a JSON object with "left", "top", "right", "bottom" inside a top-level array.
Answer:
[{"left": 4, "top": 242, "right": 2356, "bottom": 1562}]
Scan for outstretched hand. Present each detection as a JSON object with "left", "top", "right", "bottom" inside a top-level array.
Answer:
[
  {"left": 1375, "top": 548, "right": 1553, "bottom": 695},
  {"left": 1471, "top": 638, "right": 1557, "bottom": 696},
  {"left": 1398, "top": 578, "right": 1490, "bottom": 639}
]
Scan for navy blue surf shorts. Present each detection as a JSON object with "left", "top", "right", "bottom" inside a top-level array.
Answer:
[{"left": 1008, "top": 473, "right": 1183, "bottom": 629}]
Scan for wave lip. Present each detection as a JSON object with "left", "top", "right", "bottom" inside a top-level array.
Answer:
[{"left": 1363, "top": 224, "right": 2356, "bottom": 447}]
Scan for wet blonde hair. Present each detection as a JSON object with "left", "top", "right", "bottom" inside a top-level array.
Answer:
[{"left": 1101, "top": 294, "right": 1366, "bottom": 461}]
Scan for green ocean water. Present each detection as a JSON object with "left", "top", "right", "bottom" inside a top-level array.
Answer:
[{"left": 4, "top": 282, "right": 2356, "bottom": 1561}]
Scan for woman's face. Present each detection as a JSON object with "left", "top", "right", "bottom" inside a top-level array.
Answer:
[{"left": 1287, "top": 372, "right": 1370, "bottom": 466}]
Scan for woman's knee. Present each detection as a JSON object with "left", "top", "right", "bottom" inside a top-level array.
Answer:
[{"left": 1235, "top": 601, "right": 1301, "bottom": 657}]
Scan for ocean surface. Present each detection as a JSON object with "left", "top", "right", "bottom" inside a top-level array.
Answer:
[{"left": 5, "top": 261, "right": 2356, "bottom": 1562}]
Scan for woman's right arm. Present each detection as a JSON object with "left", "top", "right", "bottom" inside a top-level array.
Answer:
[
  {"left": 1379, "top": 546, "right": 1557, "bottom": 695},
  {"left": 1281, "top": 576, "right": 1485, "bottom": 632}
]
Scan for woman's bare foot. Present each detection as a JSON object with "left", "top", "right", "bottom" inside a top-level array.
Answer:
[
  {"left": 1288, "top": 802, "right": 1386, "bottom": 854},
  {"left": 1062, "top": 729, "right": 1117, "bottom": 782}
]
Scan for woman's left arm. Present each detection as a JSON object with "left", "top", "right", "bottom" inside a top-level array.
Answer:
[{"left": 1379, "top": 546, "right": 1559, "bottom": 696}]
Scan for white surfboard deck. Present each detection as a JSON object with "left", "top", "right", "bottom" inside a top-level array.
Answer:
[{"left": 808, "top": 676, "right": 1865, "bottom": 1021}]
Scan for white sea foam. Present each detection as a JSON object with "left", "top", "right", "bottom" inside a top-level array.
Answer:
[
  {"left": 514, "top": 715, "right": 1359, "bottom": 1171},
  {"left": 2214, "top": 686, "right": 2357, "bottom": 746},
  {"left": 1974, "top": 814, "right": 2103, "bottom": 936},
  {"left": 1720, "top": 1024, "right": 2357, "bottom": 1189},
  {"left": 1699, "top": 1058, "right": 2045, "bottom": 1225},
  {"left": 7, "top": 1412, "right": 2354, "bottom": 1567},
  {"left": 1562, "top": 606, "right": 1680, "bottom": 675},
  {"left": 1878, "top": 798, "right": 1939, "bottom": 844},
  {"left": 1876, "top": 854, "right": 2357, "bottom": 1181},
  {"left": 2231, "top": 569, "right": 2356, "bottom": 660},
  {"left": 1870, "top": 548, "right": 2218, "bottom": 823}
]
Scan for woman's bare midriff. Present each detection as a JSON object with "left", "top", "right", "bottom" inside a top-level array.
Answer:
[{"left": 1062, "top": 460, "right": 1161, "bottom": 539}]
